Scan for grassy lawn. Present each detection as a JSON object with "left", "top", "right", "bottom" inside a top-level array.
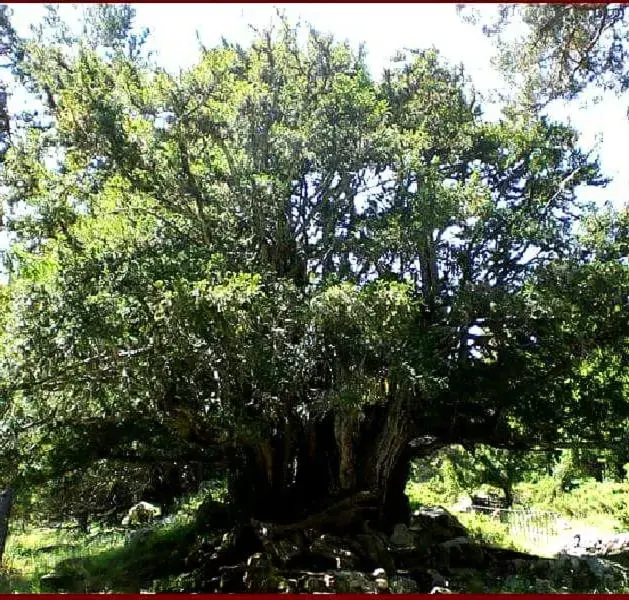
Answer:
[
  {"left": 1, "top": 525, "right": 124, "bottom": 592},
  {"left": 1, "top": 520, "right": 198, "bottom": 593},
  {"left": 406, "top": 478, "right": 629, "bottom": 558},
  {"left": 0, "top": 494, "right": 206, "bottom": 594}
]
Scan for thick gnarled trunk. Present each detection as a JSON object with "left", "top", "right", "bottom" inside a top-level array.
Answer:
[
  {"left": 228, "top": 397, "right": 415, "bottom": 531},
  {"left": 0, "top": 488, "right": 14, "bottom": 563}
]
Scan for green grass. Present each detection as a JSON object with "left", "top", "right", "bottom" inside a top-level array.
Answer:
[
  {"left": 2, "top": 526, "right": 124, "bottom": 592},
  {"left": 518, "top": 478, "right": 629, "bottom": 530},
  {"left": 5, "top": 478, "right": 629, "bottom": 593},
  {"left": 456, "top": 512, "right": 522, "bottom": 549},
  {"left": 1, "top": 520, "right": 198, "bottom": 592},
  {"left": 406, "top": 476, "right": 629, "bottom": 558},
  {"left": 52, "top": 521, "right": 198, "bottom": 592},
  {"left": 1, "top": 524, "right": 125, "bottom": 592},
  {"left": 0, "top": 490, "right": 214, "bottom": 593}
]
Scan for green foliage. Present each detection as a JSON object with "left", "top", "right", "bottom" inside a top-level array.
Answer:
[
  {"left": 1, "top": 485, "right": 210, "bottom": 592},
  {"left": 410, "top": 445, "right": 552, "bottom": 507},
  {"left": 0, "top": 4, "right": 626, "bottom": 526},
  {"left": 406, "top": 480, "right": 458, "bottom": 508},
  {"left": 2, "top": 525, "right": 125, "bottom": 592},
  {"left": 460, "top": 4, "right": 629, "bottom": 111},
  {"left": 409, "top": 445, "right": 629, "bottom": 551},
  {"left": 457, "top": 511, "right": 519, "bottom": 550},
  {"left": 520, "top": 478, "right": 629, "bottom": 531},
  {"left": 1, "top": 520, "right": 196, "bottom": 593}
]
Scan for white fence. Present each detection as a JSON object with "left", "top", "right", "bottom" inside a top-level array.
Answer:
[{"left": 471, "top": 505, "right": 565, "bottom": 550}]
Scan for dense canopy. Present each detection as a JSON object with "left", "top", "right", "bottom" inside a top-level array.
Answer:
[{"left": 0, "top": 6, "right": 627, "bottom": 528}]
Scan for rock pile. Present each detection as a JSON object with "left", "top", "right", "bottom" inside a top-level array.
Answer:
[
  {"left": 561, "top": 532, "right": 629, "bottom": 557},
  {"left": 41, "top": 501, "right": 629, "bottom": 593},
  {"left": 178, "top": 503, "right": 629, "bottom": 594}
]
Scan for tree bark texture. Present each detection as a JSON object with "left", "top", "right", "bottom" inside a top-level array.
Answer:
[
  {"left": 0, "top": 488, "right": 14, "bottom": 563},
  {"left": 227, "top": 397, "right": 415, "bottom": 530}
]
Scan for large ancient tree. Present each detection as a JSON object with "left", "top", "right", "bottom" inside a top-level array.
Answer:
[{"left": 0, "top": 7, "right": 627, "bottom": 533}]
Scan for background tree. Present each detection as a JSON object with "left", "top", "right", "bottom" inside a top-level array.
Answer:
[
  {"left": 413, "top": 445, "right": 554, "bottom": 507},
  {"left": 459, "top": 3, "right": 629, "bottom": 113}
]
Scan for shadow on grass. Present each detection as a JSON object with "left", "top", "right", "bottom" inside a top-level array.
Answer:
[
  {"left": 45, "top": 522, "right": 198, "bottom": 593},
  {"left": 1, "top": 568, "right": 37, "bottom": 594}
]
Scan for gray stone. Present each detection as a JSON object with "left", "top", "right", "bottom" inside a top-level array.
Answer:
[
  {"left": 410, "top": 507, "right": 468, "bottom": 542},
  {"left": 310, "top": 535, "right": 359, "bottom": 569},
  {"left": 534, "top": 578, "right": 553, "bottom": 592},
  {"left": 269, "top": 539, "right": 302, "bottom": 565},
  {"left": 40, "top": 573, "right": 65, "bottom": 593},
  {"left": 218, "top": 565, "right": 246, "bottom": 593},
  {"left": 333, "top": 570, "right": 377, "bottom": 593},
  {"left": 390, "top": 523, "right": 415, "bottom": 548},
  {"left": 441, "top": 536, "right": 472, "bottom": 548},
  {"left": 126, "top": 527, "right": 152, "bottom": 544},
  {"left": 390, "top": 574, "right": 418, "bottom": 593},
  {"left": 375, "top": 577, "right": 389, "bottom": 591},
  {"left": 276, "top": 577, "right": 289, "bottom": 593},
  {"left": 243, "top": 566, "right": 280, "bottom": 592},
  {"left": 333, "top": 571, "right": 376, "bottom": 594},
  {"left": 441, "top": 537, "right": 486, "bottom": 569},
  {"left": 532, "top": 559, "right": 551, "bottom": 578},
  {"left": 427, "top": 568, "right": 448, "bottom": 588},
  {"left": 355, "top": 533, "right": 396, "bottom": 573},
  {"left": 246, "top": 552, "right": 266, "bottom": 567},
  {"left": 300, "top": 573, "right": 335, "bottom": 593},
  {"left": 122, "top": 501, "right": 160, "bottom": 526}
]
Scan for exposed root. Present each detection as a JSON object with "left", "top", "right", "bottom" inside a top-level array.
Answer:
[{"left": 267, "top": 490, "right": 379, "bottom": 537}]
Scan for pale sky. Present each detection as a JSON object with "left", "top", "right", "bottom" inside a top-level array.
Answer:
[{"left": 4, "top": 3, "right": 629, "bottom": 217}]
